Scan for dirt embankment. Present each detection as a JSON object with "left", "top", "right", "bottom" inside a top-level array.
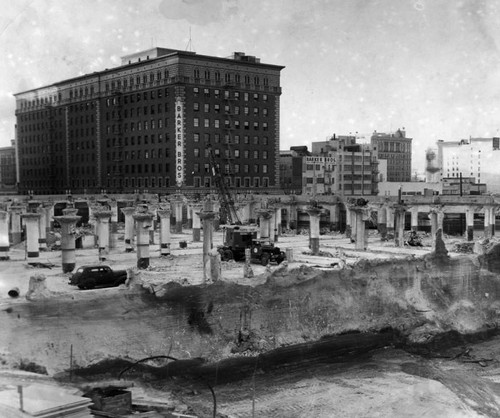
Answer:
[{"left": 2, "top": 246, "right": 500, "bottom": 378}]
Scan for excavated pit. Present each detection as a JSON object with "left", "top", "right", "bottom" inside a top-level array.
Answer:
[{"left": 3, "top": 243, "right": 500, "bottom": 383}]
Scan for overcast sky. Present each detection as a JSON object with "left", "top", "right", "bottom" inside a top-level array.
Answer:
[{"left": 1, "top": 0, "right": 499, "bottom": 171}]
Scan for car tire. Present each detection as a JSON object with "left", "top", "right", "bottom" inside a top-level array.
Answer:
[
  {"left": 222, "top": 249, "right": 233, "bottom": 261},
  {"left": 261, "top": 253, "right": 270, "bottom": 266},
  {"left": 114, "top": 276, "right": 126, "bottom": 287},
  {"left": 84, "top": 279, "right": 96, "bottom": 289}
]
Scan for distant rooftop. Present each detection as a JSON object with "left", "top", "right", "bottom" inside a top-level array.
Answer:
[{"left": 121, "top": 47, "right": 262, "bottom": 65}]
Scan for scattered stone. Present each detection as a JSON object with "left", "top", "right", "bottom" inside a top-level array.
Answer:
[{"left": 25, "top": 274, "right": 53, "bottom": 300}]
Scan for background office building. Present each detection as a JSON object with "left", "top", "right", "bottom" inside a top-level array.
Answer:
[
  {"left": 14, "top": 48, "right": 284, "bottom": 195},
  {"left": 437, "top": 137, "right": 500, "bottom": 194},
  {"left": 370, "top": 129, "right": 412, "bottom": 182}
]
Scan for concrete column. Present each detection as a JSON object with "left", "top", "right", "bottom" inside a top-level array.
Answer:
[
  {"left": 410, "top": 207, "right": 419, "bottom": 232},
  {"left": 94, "top": 211, "right": 112, "bottom": 261},
  {"left": 307, "top": 207, "right": 321, "bottom": 255},
  {"left": 36, "top": 207, "right": 48, "bottom": 251},
  {"left": 213, "top": 202, "right": 221, "bottom": 231},
  {"left": 0, "top": 211, "right": 9, "bottom": 260},
  {"left": 157, "top": 208, "right": 172, "bottom": 256},
  {"left": 192, "top": 204, "right": 203, "bottom": 242},
  {"left": 329, "top": 204, "right": 340, "bottom": 231},
  {"left": 386, "top": 207, "right": 395, "bottom": 240},
  {"left": 394, "top": 207, "right": 406, "bottom": 247},
  {"left": 209, "top": 249, "right": 221, "bottom": 281},
  {"left": 9, "top": 206, "right": 23, "bottom": 245},
  {"left": 199, "top": 210, "right": 216, "bottom": 283},
  {"left": 256, "top": 210, "right": 272, "bottom": 239},
  {"left": 133, "top": 212, "right": 153, "bottom": 269},
  {"left": 269, "top": 210, "right": 277, "bottom": 243},
  {"left": 276, "top": 207, "right": 282, "bottom": 237},
  {"left": 288, "top": 204, "right": 298, "bottom": 230},
  {"left": 377, "top": 206, "right": 387, "bottom": 241},
  {"left": 345, "top": 206, "right": 352, "bottom": 238},
  {"left": 352, "top": 209, "right": 367, "bottom": 251},
  {"left": 244, "top": 248, "right": 253, "bottom": 278},
  {"left": 149, "top": 206, "right": 157, "bottom": 245},
  {"left": 53, "top": 215, "right": 81, "bottom": 273},
  {"left": 491, "top": 207, "right": 496, "bottom": 237},
  {"left": 44, "top": 204, "right": 54, "bottom": 237},
  {"left": 121, "top": 207, "right": 136, "bottom": 252},
  {"left": 187, "top": 205, "right": 193, "bottom": 229},
  {"left": 483, "top": 207, "right": 491, "bottom": 239},
  {"left": 22, "top": 213, "right": 41, "bottom": 265},
  {"left": 349, "top": 209, "right": 357, "bottom": 243},
  {"left": 465, "top": 208, "right": 474, "bottom": 241},
  {"left": 173, "top": 199, "right": 183, "bottom": 234},
  {"left": 429, "top": 211, "right": 438, "bottom": 244},
  {"left": 109, "top": 201, "right": 119, "bottom": 249}
]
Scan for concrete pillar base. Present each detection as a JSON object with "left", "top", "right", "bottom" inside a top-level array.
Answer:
[
  {"left": 467, "top": 226, "right": 474, "bottom": 242},
  {"left": 330, "top": 222, "right": 340, "bottom": 231},
  {"left": 311, "top": 237, "right": 320, "bottom": 255},
  {"left": 149, "top": 230, "right": 154, "bottom": 245},
  {"left": 345, "top": 225, "right": 352, "bottom": 239},
  {"left": 62, "top": 263, "right": 76, "bottom": 273},
  {"left": 188, "top": 219, "right": 193, "bottom": 229},
  {"left": 175, "top": 221, "right": 182, "bottom": 234},
  {"left": 378, "top": 223, "right": 387, "bottom": 240},
  {"left": 137, "top": 257, "right": 150, "bottom": 269},
  {"left": 386, "top": 227, "right": 395, "bottom": 240},
  {"left": 193, "top": 228, "right": 201, "bottom": 242},
  {"left": 160, "top": 243, "right": 171, "bottom": 256},
  {"left": 11, "top": 232, "right": 22, "bottom": 246}
]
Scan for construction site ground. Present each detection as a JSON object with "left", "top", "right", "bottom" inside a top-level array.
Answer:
[{"left": 1, "top": 227, "right": 499, "bottom": 417}]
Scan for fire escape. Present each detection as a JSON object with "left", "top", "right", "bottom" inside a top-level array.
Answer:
[
  {"left": 111, "top": 89, "right": 124, "bottom": 193},
  {"left": 222, "top": 82, "right": 238, "bottom": 189},
  {"left": 46, "top": 105, "right": 57, "bottom": 194}
]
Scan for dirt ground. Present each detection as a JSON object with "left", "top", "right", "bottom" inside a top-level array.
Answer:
[{"left": 0, "top": 226, "right": 498, "bottom": 417}]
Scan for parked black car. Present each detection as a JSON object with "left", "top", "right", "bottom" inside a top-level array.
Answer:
[{"left": 69, "top": 265, "right": 127, "bottom": 290}]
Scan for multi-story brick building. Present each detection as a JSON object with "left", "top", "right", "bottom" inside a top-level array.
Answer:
[
  {"left": 310, "top": 134, "right": 379, "bottom": 197},
  {"left": 14, "top": 47, "right": 284, "bottom": 195},
  {"left": 370, "top": 129, "right": 412, "bottom": 182},
  {"left": 0, "top": 140, "right": 17, "bottom": 193}
]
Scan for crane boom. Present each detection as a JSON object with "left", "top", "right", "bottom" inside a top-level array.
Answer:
[{"left": 207, "top": 145, "right": 241, "bottom": 225}]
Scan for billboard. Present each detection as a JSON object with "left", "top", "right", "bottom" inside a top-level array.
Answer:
[{"left": 175, "top": 98, "right": 184, "bottom": 186}]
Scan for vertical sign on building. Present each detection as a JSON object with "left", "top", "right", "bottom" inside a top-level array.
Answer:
[{"left": 175, "top": 97, "right": 185, "bottom": 187}]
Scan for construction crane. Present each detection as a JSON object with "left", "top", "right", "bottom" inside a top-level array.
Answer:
[{"left": 207, "top": 144, "right": 241, "bottom": 225}]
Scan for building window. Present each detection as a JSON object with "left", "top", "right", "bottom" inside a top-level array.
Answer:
[
  {"left": 193, "top": 87, "right": 199, "bottom": 97},
  {"left": 204, "top": 70, "right": 210, "bottom": 80},
  {"left": 194, "top": 148, "right": 200, "bottom": 157},
  {"left": 263, "top": 150, "right": 268, "bottom": 159},
  {"left": 253, "top": 122, "right": 259, "bottom": 130},
  {"left": 214, "top": 120, "right": 220, "bottom": 128},
  {"left": 215, "top": 72, "right": 221, "bottom": 81},
  {"left": 244, "top": 121, "right": 249, "bottom": 130},
  {"left": 194, "top": 102, "right": 199, "bottom": 111},
  {"left": 262, "top": 164, "right": 268, "bottom": 173},
  {"left": 194, "top": 118, "right": 199, "bottom": 127},
  {"left": 204, "top": 119, "right": 210, "bottom": 128},
  {"left": 253, "top": 150, "right": 259, "bottom": 159},
  {"left": 194, "top": 133, "right": 200, "bottom": 142},
  {"left": 204, "top": 88, "right": 210, "bottom": 97},
  {"left": 244, "top": 150, "right": 249, "bottom": 159},
  {"left": 194, "top": 69, "right": 200, "bottom": 78},
  {"left": 204, "top": 103, "right": 210, "bottom": 112},
  {"left": 235, "top": 149, "right": 240, "bottom": 158}
]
